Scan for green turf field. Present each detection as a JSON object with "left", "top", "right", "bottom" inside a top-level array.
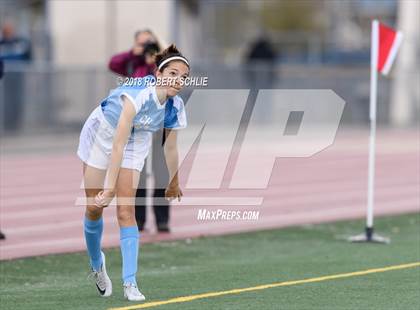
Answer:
[{"left": 1, "top": 213, "right": 419, "bottom": 310}]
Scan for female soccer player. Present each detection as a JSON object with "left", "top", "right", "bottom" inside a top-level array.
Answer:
[{"left": 77, "top": 45, "right": 189, "bottom": 301}]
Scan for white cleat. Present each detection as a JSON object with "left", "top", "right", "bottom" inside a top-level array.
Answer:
[
  {"left": 123, "top": 283, "right": 146, "bottom": 301},
  {"left": 88, "top": 251, "right": 112, "bottom": 297}
]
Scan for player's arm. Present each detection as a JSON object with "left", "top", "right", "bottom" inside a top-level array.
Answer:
[
  {"left": 95, "top": 96, "right": 136, "bottom": 207},
  {"left": 163, "top": 129, "right": 183, "bottom": 202}
]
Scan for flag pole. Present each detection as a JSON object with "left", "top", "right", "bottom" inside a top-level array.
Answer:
[
  {"left": 349, "top": 20, "right": 389, "bottom": 244},
  {"left": 367, "top": 19, "right": 379, "bottom": 238}
]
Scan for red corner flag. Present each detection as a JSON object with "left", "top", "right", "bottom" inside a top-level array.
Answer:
[
  {"left": 373, "top": 20, "right": 403, "bottom": 76},
  {"left": 354, "top": 20, "right": 404, "bottom": 245}
]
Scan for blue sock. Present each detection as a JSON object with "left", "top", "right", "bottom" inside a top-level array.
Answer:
[
  {"left": 120, "top": 226, "right": 139, "bottom": 285},
  {"left": 84, "top": 217, "right": 103, "bottom": 271}
]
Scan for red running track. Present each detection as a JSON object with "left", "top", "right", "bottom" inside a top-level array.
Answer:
[{"left": 0, "top": 129, "right": 419, "bottom": 260}]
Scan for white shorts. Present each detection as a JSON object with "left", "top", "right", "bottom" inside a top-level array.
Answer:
[{"left": 77, "top": 106, "right": 151, "bottom": 172}]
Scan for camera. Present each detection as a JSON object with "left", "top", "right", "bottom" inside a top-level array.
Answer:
[{"left": 143, "top": 42, "right": 160, "bottom": 56}]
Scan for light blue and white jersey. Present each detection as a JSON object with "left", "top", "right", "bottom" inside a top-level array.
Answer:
[{"left": 100, "top": 76, "right": 187, "bottom": 136}]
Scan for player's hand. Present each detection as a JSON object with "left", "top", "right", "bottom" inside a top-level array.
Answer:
[
  {"left": 94, "top": 189, "right": 115, "bottom": 208},
  {"left": 165, "top": 184, "right": 183, "bottom": 202}
]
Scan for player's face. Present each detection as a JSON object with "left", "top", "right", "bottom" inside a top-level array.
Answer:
[{"left": 158, "top": 61, "right": 190, "bottom": 97}]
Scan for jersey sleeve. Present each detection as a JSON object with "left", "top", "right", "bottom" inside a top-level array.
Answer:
[
  {"left": 120, "top": 88, "right": 145, "bottom": 114},
  {"left": 164, "top": 96, "right": 187, "bottom": 130},
  {"left": 119, "top": 76, "right": 155, "bottom": 114},
  {"left": 119, "top": 92, "right": 139, "bottom": 113}
]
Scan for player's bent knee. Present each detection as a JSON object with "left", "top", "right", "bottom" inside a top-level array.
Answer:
[
  {"left": 117, "top": 207, "right": 135, "bottom": 224},
  {"left": 85, "top": 205, "right": 103, "bottom": 220}
]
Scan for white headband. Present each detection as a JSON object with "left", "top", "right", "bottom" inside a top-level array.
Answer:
[{"left": 158, "top": 56, "right": 189, "bottom": 71}]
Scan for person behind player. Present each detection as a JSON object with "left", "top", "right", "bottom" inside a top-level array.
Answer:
[
  {"left": 77, "top": 44, "right": 189, "bottom": 301},
  {"left": 108, "top": 29, "right": 161, "bottom": 77}
]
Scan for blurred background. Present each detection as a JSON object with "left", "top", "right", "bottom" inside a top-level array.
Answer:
[
  {"left": 0, "top": 0, "right": 418, "bottom": 259},
  {"left": 0, "top": 0, "right": 418, "bottom": 133}
]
